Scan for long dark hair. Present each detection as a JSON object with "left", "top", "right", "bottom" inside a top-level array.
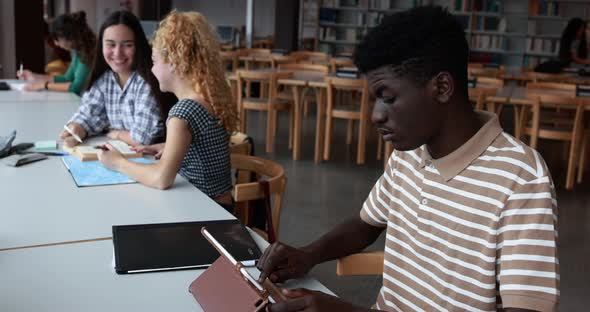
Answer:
[
  {"left": 50, "top": 11, "right": 96, "bottom": 66},
  {"left": 559, "top": 18, "right": 588, "bottom": 62},
  {"left": 86, "top": 11, "right": 176, "bottom": 121}
]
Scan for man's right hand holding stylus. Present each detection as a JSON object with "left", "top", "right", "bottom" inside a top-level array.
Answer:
[{"left": 257, "top": 242, "right": 316, "bottom": 284}]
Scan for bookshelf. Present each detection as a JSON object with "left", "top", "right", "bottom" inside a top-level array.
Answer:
[
  {"left": 306, "top": 0, "right": 590, "bottom": 68},
  {"left": 299, "top": 0, "right": 321, "bottom": 50}
]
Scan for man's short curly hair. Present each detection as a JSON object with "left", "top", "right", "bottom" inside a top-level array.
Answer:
[{"left": 354, "top": 6, "right": 469, "bottom": 97}]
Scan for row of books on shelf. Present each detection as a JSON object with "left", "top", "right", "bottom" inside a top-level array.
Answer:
[
  {"left": 319, "top": 27, "right": 367, "bottom": 42},
  {"left": 526, "top": 38, "right": 560, "bottom": 55},
  {"left": 470, "top": 35, "right": 507, "bottom": 50},
  {"left": 454, "top": 0, "right": 502, "bottom": 13},
  {"left": 528, "top": 0, "right": 560, "bottom": 17},
  {"left": 320, "top": 9, "right": 384, "bottom": 27},
  {"left": 523, "top": 55, "right": 551, "bottom": 68},
  {"left": 322, "top": 0, "right": 403, "bottom": 9},
  {"left": 473, "top": 16, "right": 506, "bottom": 32}
]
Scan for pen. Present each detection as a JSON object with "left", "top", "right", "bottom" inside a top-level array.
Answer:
[{"left": 63, "top": 125, "right": 83, "bottom": 143}]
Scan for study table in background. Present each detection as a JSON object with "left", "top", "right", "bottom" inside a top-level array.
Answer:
[{"left": 0, "top": 85, "right": 333, "bottom": 310}]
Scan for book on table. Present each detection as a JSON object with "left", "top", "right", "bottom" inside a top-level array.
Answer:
[{"left": 62, "top": 139, "right": 140, "bottom": 161}]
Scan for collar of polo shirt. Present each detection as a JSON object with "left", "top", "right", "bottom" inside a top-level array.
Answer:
[{"left": 419, "top": 111, "right": 503, "bottom": 182}]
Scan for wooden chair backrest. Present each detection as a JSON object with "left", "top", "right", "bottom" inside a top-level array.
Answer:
[
  {"left": 231, "top": 154, "right": 286, "bottom": 240},
  {"left": 526, "top": 82, "right": 576, "bottom": 91},
  {"left": 278, "top": 63, "right": 329, "bottom": 73},
  {"left": 291, "top": 51, "right": 329, "bottom": 62},
  {"left": 329, "top": 58, "right": 354, "bottom": 72}
]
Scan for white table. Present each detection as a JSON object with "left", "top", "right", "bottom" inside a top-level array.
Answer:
[
  {"left": 0, "top": 98, "right": 233, "bottom": 251},
  {"left": 0, "top": 80, "right": 80, "bottom": 102},
  {"left": 0, "top": 236, "right": 333, "bottom": 311}
]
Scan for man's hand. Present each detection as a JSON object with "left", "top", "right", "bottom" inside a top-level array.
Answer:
[
  {"left": 268, "top": 289, "right": 366, "bottom": 312},
  {"left": 257, "top": 242, "right": 316, "bottom": 283}
]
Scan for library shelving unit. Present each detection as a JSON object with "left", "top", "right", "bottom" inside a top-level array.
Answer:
[
  {"left": 299, "top": 0, "right": 321, "bottom": 50},
  {"left": 306, "top": 0, "right": 590, "bottom": 68}
]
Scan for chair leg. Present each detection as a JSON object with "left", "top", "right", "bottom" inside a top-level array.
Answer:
[
  {"left": 239, "top": 107, "right": 247, "bottom": 133},
  {"left": 266, "top": 109, "right": 274, "bottom": 154},
  {"left": 577, "top": 131, "right": 588, "bottom": 184},
  {"left": 357, "top": 117, "right": 367, "bottom": 165},
  {"left": 324, "top": 111, "right": 333, "bottom": 161},
  {"left": 288, "top": 107, "right": 294, "bottom": 150},
  {"left": 346, "top": 120, "right": 354, "bottom": 145}
]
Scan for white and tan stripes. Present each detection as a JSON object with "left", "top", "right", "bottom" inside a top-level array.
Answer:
[{"left": 362, "top": 126, "right": 558, "bottom": 311}]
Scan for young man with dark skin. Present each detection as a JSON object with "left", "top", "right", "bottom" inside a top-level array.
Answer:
[{"left": 257, "top": 6, "right": 558, "bottom": 312}]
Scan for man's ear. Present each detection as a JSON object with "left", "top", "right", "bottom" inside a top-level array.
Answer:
[{"left": 433, "top": 72, "right": 454, "bottom": 103}]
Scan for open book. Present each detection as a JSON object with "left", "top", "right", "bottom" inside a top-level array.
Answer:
[{"left": 62, "top": 140, "right": 141, "bottom": 161}]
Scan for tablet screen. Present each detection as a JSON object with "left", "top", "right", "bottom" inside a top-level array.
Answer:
[{"left": 112, "top": 219, "right": 261, "bottom": 274}]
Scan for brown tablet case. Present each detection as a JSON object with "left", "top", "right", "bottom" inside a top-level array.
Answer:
[
  {"left": 189, "top": 227, "right": 284, "bottom": 311},
  {"left": 189, "top": 255, "right": 268, "bottom": 311}
]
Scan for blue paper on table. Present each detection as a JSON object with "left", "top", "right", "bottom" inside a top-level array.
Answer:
[{"left": 61, "top": 156, "right": 154, "bottom": 187}]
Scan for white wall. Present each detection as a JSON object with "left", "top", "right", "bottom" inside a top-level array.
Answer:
[
  {"left": 172, "top": 0, "right": 275, "bottom": 37},
  {"left": 70, "top": 0, "right": 140, "bottom": 32},
  {"left": 0, "top": 1, "right": 16, "bottom": 78}
]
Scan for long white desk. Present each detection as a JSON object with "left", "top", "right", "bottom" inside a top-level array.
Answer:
[
  {"left": 0, "top": 79, "right": 80, "bottom": 102},
  {"left": 0, "top": 236, "right": 333, "bottom": 311},
  {"left": 0, "top": 97, "right": 233, "bottom": 250}
]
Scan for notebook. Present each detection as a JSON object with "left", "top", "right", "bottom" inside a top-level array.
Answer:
[
  {"left": 61, "top": 156, "right": 154, "bottom": 187},
  {"left": 112, "top": 219, "right": 262, "bottom": 274}
]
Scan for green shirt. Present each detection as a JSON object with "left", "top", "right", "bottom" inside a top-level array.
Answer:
[{"left": 53, "top": 52, "right": 90, "bottom": 94}]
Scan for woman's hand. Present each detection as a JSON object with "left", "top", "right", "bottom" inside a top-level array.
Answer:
[
  {"left": 97, "top": 143, "right": 125, "bottom": 170},
  {"left": 133, "top": 143, "right": 165, "bottom": 159},
  {"left": 23, "top": 82, "right": 45, "bottom": 91},
  {"left": 17, "top": 69, "right": 35, "bottom": 81}
]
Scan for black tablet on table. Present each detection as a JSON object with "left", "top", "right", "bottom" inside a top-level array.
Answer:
[{"left": 112, "top": 219, "right": 261, "bottom": 274}]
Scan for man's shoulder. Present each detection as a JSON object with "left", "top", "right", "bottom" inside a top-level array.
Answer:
[{"left": 479, "top": 131, "right": 551, "bottom": 183}]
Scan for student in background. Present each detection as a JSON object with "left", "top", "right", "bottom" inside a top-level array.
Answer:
[
  {"left": 17, "top": 12, "right": 95, "bottom": 94},
  {"left": 59, "top": 11, "right": 175, "bottom": 147},
  {"left": 97, "top": 11, "right": 238, "bottom": 211},
  {"left": 43, "top": 21, "right": 71, "bottom": 76},
  {"left": 559, "top": 17, "right": 589, "bottom": 66}
]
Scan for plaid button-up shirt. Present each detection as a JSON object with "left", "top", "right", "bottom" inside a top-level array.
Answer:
[{"left": 69, "top": 71, "right": 164, "bottom": 145}]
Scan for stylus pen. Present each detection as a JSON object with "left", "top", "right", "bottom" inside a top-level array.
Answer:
[{"left": 63, "top": 125, "right": 83, "bottom": 143}]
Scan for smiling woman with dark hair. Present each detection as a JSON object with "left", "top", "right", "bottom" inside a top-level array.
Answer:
[
  {"left": 256, "top": 6, "right": 558, "bottom": 312},
  {"left": 59, "top": 10, "right": 176, "bottom": 148}
]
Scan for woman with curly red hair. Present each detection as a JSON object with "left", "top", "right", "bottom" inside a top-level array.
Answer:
[{"left": 97, "top": 11, "right": 238, "bottom": 212}]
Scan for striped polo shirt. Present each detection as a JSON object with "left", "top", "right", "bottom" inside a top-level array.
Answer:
[{"left": 361, "top": 111, "right": 559, "bottom": 312}]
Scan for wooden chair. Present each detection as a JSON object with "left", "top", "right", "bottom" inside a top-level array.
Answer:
[
  {"left": 515, "top": 91, "right": 585, "bottom": 190},
  {"left": 468, "top": 67, "right": 505, "bottom": 79},
  {"left": 220, "top": 51, "right": 239, "bottom": 73},
  {"left": 236, "top": 70, "right": 294, "bottom": 153},
  {"left": 336, "top": 251, "right": 384, "bottom": 276},
  {"left": 290, "top": 51, "right": 329, "bottom": 64},
  {"left": 468, "top": 77, "right": 503, "bottom": 113},
  {"left": 237, "top": 48, "right": 272, "bottom": 70},
  {"left": 229, "top": 132, "right": 252, "bottom": 156},
  {"left": 231, "top": 154, "right": 286, "bottom": 242},
  {"left": 329, "top": 57, "right": 354, "bottom": 73},
  {"left": 277, "top": 63, "right": 329, "bottom": 117},
  {"left": 324, "top": 76, "right": 370, "bottom": 165}
]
